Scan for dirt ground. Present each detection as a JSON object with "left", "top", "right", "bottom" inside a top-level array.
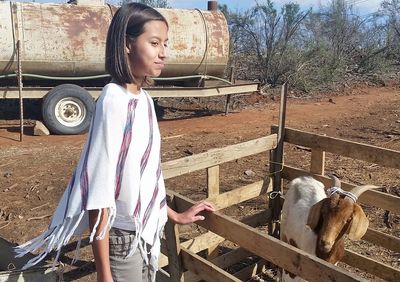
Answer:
[{"left": 0, "top": 85, "right": 399, "bottom": 281}]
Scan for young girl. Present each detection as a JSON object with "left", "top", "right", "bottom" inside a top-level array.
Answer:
[{"left": 16, "top": 3, "right": 214, "bottom": 281}]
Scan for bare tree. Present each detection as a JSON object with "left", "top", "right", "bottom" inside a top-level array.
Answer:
[
  {"left": 381, "top": 0, "right": 400, "bottom": 65},
  {"left": 120, "top": 0, "right": 170, "bottom": 8},
  {"left": 225, "top": 0, "right": 310, "bottom": 86},
  {"left": 221, "top": 0, "right": 399, "bottom": 91}
]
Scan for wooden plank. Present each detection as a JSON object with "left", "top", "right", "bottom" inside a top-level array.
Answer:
[
  {"left": 272, "top": 126, "right": 400, "bottom": 170},
  {"left": 207, "top": 244, "right": 220, "bottom": 260},
  {"left": 159, "top": 253, "right": 169, "bottom": 268},
  {"left": 181, "top": 247, "right": 241, "bottom": 282},
  {"left": 282, "top": 166, "right": 400, "bottom": 214},
  {"left": 160, "top": 209, "right": 271, "bottom": 273},
  {"left": 207, "top": 165, "right": 220, "bottom": 198},
  {"left": 269, "top": 83, "right": 287, "bottom": 238},
  {"left": 156, "top": 268, "right": 170, "bottom": 282},
  {"left": 343, "top": 249, "right": 400, "bottom": 281},
  {"left": 164, "top": 195, "right": 184, "bottom": 282},
  {"left": 310, "top": 149, "right": 325, "bottom": 175},
  {"left": 149, "top": 83, "right": 259, "bottom": 98},
  {"left": 170, "top": 191, "right": 365, "bottom": 282},
  {"left": 160, "top": 231, "right": 226, "bottom": 269},
  {"left": 204, "top": 166, "right": 220, "bottom": 263},
  {"left": 181, "top": 248, "right": 255, "bottom": 282},
  {"left": 207, "top": 180, "right": 272, "bottom": 210},
  {"left": 181, "top": 232, "right": 225, "bottom": 254},
  {"left": 224, "top": 66, "right": 235, "bottom": 115},
  {"left": 160, "top": 208, "right": 271, "bottom": 268},
  {"left": 233, "top": 260, "right": 267, "bottom": 281},
  {"left": 180, "top": 209, "right": 271, "bottom": 255},
  {"left": 363, "top": 228, "right": 400, "bottom": 253},
  {"left": 177, "top": 209, "right": 271, "bottom": 282},
  {"left": 212, "top": 247, "right": 253, "bottom": 270},
  {"left": 241, "top": 209, "right": 271, "bottom": 227},
  {"left": 162, "top": 135, "right": 277, "bottom": 179},
  {"left": 180, "top": 271, "right": 200, "bottom": 282}
]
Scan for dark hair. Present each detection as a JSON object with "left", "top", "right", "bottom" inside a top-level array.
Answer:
[{"left": 105, "top": 3, "right": 168, "bottom": 85}]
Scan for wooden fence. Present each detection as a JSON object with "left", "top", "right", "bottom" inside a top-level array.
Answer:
[
  {"left": 154, "top": 122, "right": 400, "bottom": 281},
  {"left": 3, "top": 123, "right": 398, "bottom": 281},
  {"left": 3, "top": 89, "right": 399, "bottom": 281},
  {"left": 271, "top": 125, "right": 400, "bottom": 281}
]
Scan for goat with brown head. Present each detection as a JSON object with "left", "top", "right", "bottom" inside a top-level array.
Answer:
[{"left": 307, "top": 176, "right": 377, "bottom": 263}]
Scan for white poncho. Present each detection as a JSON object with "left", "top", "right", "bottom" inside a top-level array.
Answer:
[{"left": 15, "top": 83, "right": 168, "bottom": 279}]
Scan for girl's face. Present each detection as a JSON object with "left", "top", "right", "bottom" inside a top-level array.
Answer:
[{"left": 126, "top": 20, "right": 168, "bottom": 80}]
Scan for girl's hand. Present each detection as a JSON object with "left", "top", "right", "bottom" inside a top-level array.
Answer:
[{"left": 168, "top": 201, "right": 215, "bottom": 225}]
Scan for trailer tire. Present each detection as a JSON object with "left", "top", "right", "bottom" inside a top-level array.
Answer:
[{"left": 42, "top": 84, "right": 95, "bottom": 135}]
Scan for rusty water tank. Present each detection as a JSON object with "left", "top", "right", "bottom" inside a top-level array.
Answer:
[{"left": 0, "top": 2, "right": 229, "bottom": 78}]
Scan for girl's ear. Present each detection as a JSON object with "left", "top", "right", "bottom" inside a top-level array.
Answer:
[{"left": 126, "top": 37, "right": 133, "bottom": 55}]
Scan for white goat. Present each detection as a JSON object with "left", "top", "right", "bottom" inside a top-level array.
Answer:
[{"left": 280, "top": 176, "right": 377, "bottom": 281}]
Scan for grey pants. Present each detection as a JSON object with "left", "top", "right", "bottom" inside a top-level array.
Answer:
[{"left": 109, "top": 228, "right": 152, "bottom": 282}]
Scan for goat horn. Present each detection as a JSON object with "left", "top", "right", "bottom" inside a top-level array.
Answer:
[
  {"left": 329, "top": 174, "right": 341, "bottom": 188},
  {"left": 349, "top": 185, "right": 379, "bottom": 198}
]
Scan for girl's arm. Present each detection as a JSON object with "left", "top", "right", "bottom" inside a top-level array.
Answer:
[
  {"left": 89, "top": 209, "right": 113, "bottom": 282},
  {"left": 167, "top": 201, "right": 215, "bottom": 225}
]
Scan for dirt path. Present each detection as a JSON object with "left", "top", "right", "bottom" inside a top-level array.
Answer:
[{"left": 2, "top": 86, "right": 397, "bottom": 148}]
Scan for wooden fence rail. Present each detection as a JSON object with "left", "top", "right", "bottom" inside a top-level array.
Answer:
[
  {"left": 169, "top": 191, "right": 364, "bottom": 282},
  {"left": 282, "top": 165, "right": 400, "bottom": 214},
  {"left": 272, "top": 126, "right": 400, "bottom": 170},
  {"left": 162, "top": 134, "right": 277, "bottom": 179},
  {"left": 343, "top": 249, "right": 400, "bottom": 281}
]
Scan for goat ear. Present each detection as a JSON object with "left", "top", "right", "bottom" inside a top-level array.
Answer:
[
  {"left": 347, "top": 204, "right": 369, "bottom": 240},
  {"left": 307, "top": 199, "right": 324, "bottom": 231}
]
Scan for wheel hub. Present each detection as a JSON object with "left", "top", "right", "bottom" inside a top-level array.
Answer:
[{"left": 55, "top": 97, "right": 87, "bottom": 127}]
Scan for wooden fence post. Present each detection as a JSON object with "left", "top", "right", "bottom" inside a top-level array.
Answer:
[
  {"left": 310, "top": 149, "right": 325, "bottom": 175},
  {"left": 224, "top": 66, "right": 235, "bottom": 115},
  {"left": 207, "top": 165, "right": 220, "bottom": 259},
  {"left": 207, "top": 165, "right": 220, "bottom": 198},
  {"left": 165, "top": 194, "right": 184, "bottom": 281},
  {"left": 268, "top": 83, "right": 288, "bottom": 238},
  {"left": 16, "top": 40, "right": 24, "bottom": 142}
]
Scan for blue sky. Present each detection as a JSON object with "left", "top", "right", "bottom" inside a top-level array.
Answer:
[
  {"left": 25, "top": 0, "right": 385, "bottom": 14},
  {"left": 173, "top": 0, "right": 384, "bottom": 14}
]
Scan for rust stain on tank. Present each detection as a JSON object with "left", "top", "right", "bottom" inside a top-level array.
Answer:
[
  {"left": 174, "top": 42, "right": 189, "bottom": 51},
  {"left": 64, "top": 8, "right": 104, "bottom": 38},
  {"left": 168, "top": 14, "right": 179, "bottom": 25}
]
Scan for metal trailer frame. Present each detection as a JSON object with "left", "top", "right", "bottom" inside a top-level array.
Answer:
[{"left": 0, "top": 83, "right": 258, "bottom": 99}]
